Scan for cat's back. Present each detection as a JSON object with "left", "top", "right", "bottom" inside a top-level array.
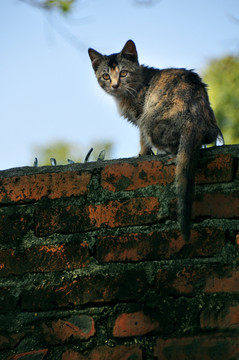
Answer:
[
  {"left": 143, "top": 67, "right": 208, "bottom": 116},
  {"left": 145, "top": 67, "right": 205, "bottom": 98}
]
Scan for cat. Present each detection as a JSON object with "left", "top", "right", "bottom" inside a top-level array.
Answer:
[{"left": 88, "top": 40, "right": 224, "bottom": 242}]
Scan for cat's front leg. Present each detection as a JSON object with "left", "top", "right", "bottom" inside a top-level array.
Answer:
[{"left": 139, "top": 130, "right": 153, "bottom": 156}]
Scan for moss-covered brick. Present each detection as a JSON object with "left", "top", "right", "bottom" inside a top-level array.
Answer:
[
  {"left": 112, "top": 311, "right": 159, "bottom": 337},
  {"left": 35, "top": 197, "right": 160, "bottom": 236},
  {"left": 0, "top": 171, "right": 91, "bottom": 204},
  {"left": 155, "top": 265, "right": 239, "bottom": 296},
  {"left": 94, "top": 226, "right": 225, "bottom": 263},
  {"left": 0, "top": 287, "right": 18, "bottom": 313},
  {"left": 0, "top": 333, "right": 24, "bottom": 350},
  {"left": 42, "top": 315, "right": 95, "bottom": 344},
  {"left": 20, "top": 269, "right": 148, "bottom": 311},
  {"left": 0, "top": 241, "right": 90, "bottom": 277},
  {"left": 1, "top": 145, "right": 239, "bottom": 359},
  {"left": 196, "top": 153, "right": 234, "bottom": 184},
  {"left": 0, "top": 207, "right": 32, "bottom": 245},
  {"left": 61, "top": 345, "right": 142, "bottom": 360},
  {"left": 7, "top": 349, "right": 48, "bottom": 360},
  {"left": 200, "top": 301, "right": 239, "bottom": 330},
  {"left": 101, "top": 159, "right": 175, "bottom": 192},
  {"left": 192, "top": 190, "right": 239, "bottom": 219},
  {"left": 154, "top": 335, "right": 239, "bottom": 360}
]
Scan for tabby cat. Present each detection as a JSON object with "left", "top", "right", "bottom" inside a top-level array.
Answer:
[{"left": 88, "top": 40, "right": 224, "bottom": 241}]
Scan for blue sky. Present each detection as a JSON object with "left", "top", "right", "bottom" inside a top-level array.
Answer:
[{"left": 0, "top": 0, "right": 239, "bottom": 170}]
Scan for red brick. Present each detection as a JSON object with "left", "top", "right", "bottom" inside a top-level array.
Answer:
[
  {"left": 205, "top": 267, "right": 239, "bottom": 293},
  {"left": 42, "top": 315, "right": 95, "bottom": 344},
  {"left": 195, "top": 153, "right": 234, "bottom": 184},
  {"left": 113, "top": 311, "right": 159, "bottom": 337},
  {"left": 62, "top": 345, "right": 142, "bottom": 360},
  {"left": 156, "top": 266, "right": 239, "bottom": 296},
  {"left": 0, "top": 241, "right": 90, "bottom": 277},
  {"left": 0, "top": 332, "right": 24, "bottom": 350},
  {"left": 154, "top": 335, "right": 239, "bottom": 360},
  {"left": 156, "top": 266, "right": 203, "bottom": 295},
  {"left": 62, "top": 350, "right": 82, "bottom": 360},
  {"left": 0, "top": 171, "right": 91, "bottom": 204},
  {"left": 94, "top": 227, "right": 225, "bottom": 263},
  {"left": 192, "top": 191, "right": 239, "bottom": 219},
  {"left": 0, "top": 287, "right": 18, "bottom": 313},
  {"left": 95, "top": 230, "right": 183, "bottom": 262},
  {"left": 21, "top": 269, "right": 148, "bottom": 310},
  {"left": 190, "top": 227, "right": 225, "bottom": 257},
  {"left": 236, "top": 234, "right": 239, "bottom": 246},
  {"left": 34, "top": 205, "right": 91, "bottom": 236},
  {"left": 101, "top": 159, "right": 175, "bottom": 192},
  {"left": 88, "top": 197, "right": 160, "bottom": 228},
  {"left": 35, "top": 197, "right": 160, "bottom": 236},
  {"left": 101, "top": 153, "right": 233, "bottom": 193},
  {"left": 235, "top": 158, "right": 239, "bottom": 179},
  {"left": 0, "top": 209, "right": 31, "bottom": 245},
  {"left": 201, "top": 303, "right": 239, "bottom": 330},
  {"left": 7, "top": 349, "right": 48, "bottom": 360}
]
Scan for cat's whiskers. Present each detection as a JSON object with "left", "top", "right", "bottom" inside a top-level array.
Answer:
[{"left": 125, "top": 85, "right": 137, "bottom": 97}]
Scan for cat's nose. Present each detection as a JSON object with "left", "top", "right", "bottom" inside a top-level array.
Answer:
[{"left": 112, "top": 83, "right": 119, "bottom": 89}]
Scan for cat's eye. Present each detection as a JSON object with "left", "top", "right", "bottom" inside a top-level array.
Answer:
[
  {"left": 120, "top": 70, "right": 128, "bottom": 78},
  {"left": 102, "top": 73, "right": 110, "bottom": 80}
]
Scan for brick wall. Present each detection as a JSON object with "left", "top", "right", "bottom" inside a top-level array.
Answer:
[{"left": 0, "top": 145, "right": 239, "bottom": 360}]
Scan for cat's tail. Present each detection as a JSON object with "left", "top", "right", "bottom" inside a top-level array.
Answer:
[{"left": 175, "top": 121, "right": 202, "bottom": 242}]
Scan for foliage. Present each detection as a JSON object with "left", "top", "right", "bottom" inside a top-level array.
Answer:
[
  {"left": 21, "top": 0, "right": 158, "bottom": 13},
  {"left": 203, "top": 55, "right": 239, "bottom": 145},
  {"left": 20, "top": 0, "right": 76, "bottom": 13},
  {"left": 44, "top": 0, "right": 75, "bottom": 12},
  {"left": 33, "top": 140, "right": 113, "bottom": 166}
]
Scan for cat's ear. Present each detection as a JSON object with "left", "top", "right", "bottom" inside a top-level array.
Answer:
[
  {"left": 121, "top": 40, "right": 138, "bottom": 63},
  {"left": 88, "top": 48, "right": 104, "bottom": 72}
]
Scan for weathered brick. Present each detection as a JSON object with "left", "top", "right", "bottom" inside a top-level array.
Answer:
[
  {"left": 156, "top": 266, "right": 239, "bottom": 296},
  {"left": 192, "top": 191, "right": 239, "bottom": 219},
  {"left": 155, "top": 266, "right": 201, "bottom": 296},
  {"left": 21, "top": 269, "right": 148, "bottom": 311},
  {"left": 190, "top": 227, "right": 226, "bottom": 257},
  {"left": 0, "top": 332, "right": 24, "bottom": 350},
  {"left": 101, "top": 159, "right": 175, "bottom": 192},
  {"left": 87, "top": 197, "right": 160, "bottom": 228},
  {"left": 0, "top": 171, "right": 91, "bottom": 204},
  {"left": 35, "top": 197, "right": 160, "bottom": 236},
  {"left": 0, "top": 287, "right": 18, "bottom": 313},
  {"left": 235, "top": 158, "right": 239, "bottom": 180},
  {"left": 1, "top": 147, "right": 239, "bottom": 360},
  {"left": 95, "top": 230, "right": 184, "bottom": 263},
  {"left": 113, "top": 311, "right": 159, "bottom": 337},
  {"left": 42, "top": 315, "right": 95, "bottom": 344},
  {"left": 0, "top": 241, "right": 90, "bottom": 277},
  {"left": 196, "top": 153, "right": 234, "bottom": 184},
  {"left": 101, "top": 153, "right": 234, "bottom": 193},
  {"left": 205, "top": 267, "right": 239, "bottom": 293},
  {"left": 94, "top": 227, "right": 225, "bottom": 263},
  {"left": 62, "top": 351, "right": 81, "bottom": 360},
  {"left": 154, "top": 335, "right": 239, "bottom": 360},
  {"left": 200, "top": 303, "right": 239, "bottom": 330},
  {"left": 0, "top": 208, "right": 32, "bottom": 245},
  {"left": 236, "top": 234, "right": 239, "bottom": 246},
  {"left": 62, "top": 345, "right": 142, "bottom": 360},
  {"left": 34, "top": 205, "right": 91, "bottom": 237},
  {"left": 7, "top": 349, "right": 48, "bottom": 360}
]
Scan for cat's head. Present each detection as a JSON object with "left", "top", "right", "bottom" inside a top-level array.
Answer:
[{"left": 88, "top": 40, "right": 141, "bottom": 98}]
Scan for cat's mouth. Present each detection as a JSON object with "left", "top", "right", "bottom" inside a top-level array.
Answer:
[{"left": 110, "top": 87, "right": 123, "bottom": 96}]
